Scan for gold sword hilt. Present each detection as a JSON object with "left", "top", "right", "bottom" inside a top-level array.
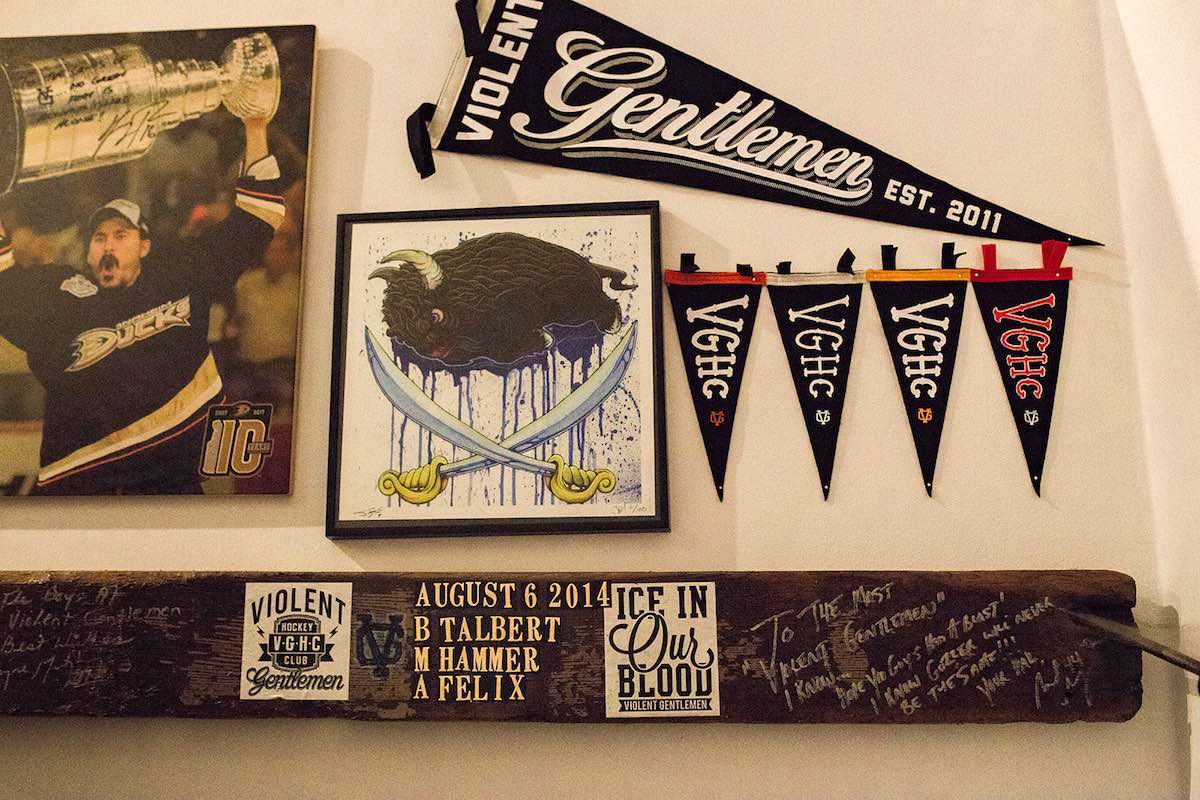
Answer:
[
  {"left": 546, "top": 454, "right": 616, "bottom": 503},
  {"left": 377, "top": 456, "right": 448, "bottom": 505}
]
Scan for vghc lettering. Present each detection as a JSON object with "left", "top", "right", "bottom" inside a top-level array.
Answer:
[
  {"left": 609, "top": 585, "right": 715, "bottom": 701},
  {"left": 992, "top": 294, "right": 1056, "bottom": 399},
  {"left": 455, "top": 0, "right": 546, "bottom": 141},
  {"left": 686, "top": 295, "right": 749, "bottom": 399},
  {"left": 890, "top": 293, "right": 955, "bottom": 398},
  {"left": 788, "top": 294, "right": 850, "bottom": 398}
]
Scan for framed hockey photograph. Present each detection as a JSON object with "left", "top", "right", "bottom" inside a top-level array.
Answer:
[
  {"left": 0, "top": 25, "right": 316, "bottom": 496},
  {"left": 328, "top": 201, "right": 668, "bottom": 538}
]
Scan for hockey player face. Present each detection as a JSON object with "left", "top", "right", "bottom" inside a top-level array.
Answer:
[{"left": 87, "top": 218, "right": 151, "bottom": 289}]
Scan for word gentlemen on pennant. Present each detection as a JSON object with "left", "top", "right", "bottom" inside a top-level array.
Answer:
[
  {"left": 972, "top": 241, "right": 1072, "bottom": 495},
  {"left": 413, "top": 0, "right": 1097, "bottom": 245},
  {"left": 868, "top": 245, "right": 970, "bottom": 496},
  {"left": 0, "top": 571, "right": 1142, "bottom": 723},
  {"left": 665, "top": 256, "right": 764, "bottom": 500},
  {"left": 766, "top": 251, "right": 863, "bottom": 500}
]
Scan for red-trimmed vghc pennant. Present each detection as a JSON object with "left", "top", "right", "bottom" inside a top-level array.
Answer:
[
  {"left": 413, "top": 0, "right": 1098, "bottom": 245},
  {"left": 665, "top": 256, "right": 764, "bottom": 500},
  {"left": 971, "top": 241, "right": 1072, "bottom": 495},
  {"left": 867, "top": 244, "right": 969, "bottom": 496},
  {"left": 766, "top": 250, "right": 863, "bottom": 500}
]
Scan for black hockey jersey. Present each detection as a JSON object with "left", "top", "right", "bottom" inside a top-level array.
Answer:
[{"left": 0, "top": 160, "right": 287, "bottom": 494}]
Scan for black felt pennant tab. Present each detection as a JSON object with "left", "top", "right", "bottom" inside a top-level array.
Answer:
[
  {"left": 665, "top": 268, "right": 765, "bottom": 500},
  {"left": 971, "top": 241, "right": 1072, "bottom": 495},
  {"left": 867, "top": 259, "right": 970, "bottom": 496},
  {"left": 766, "top": 259, "right": 863, "bottom": 499}
]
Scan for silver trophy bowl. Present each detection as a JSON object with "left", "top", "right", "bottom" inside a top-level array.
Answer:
[{"left": 0, "top": 32, "right": 282, "bottom": 194}]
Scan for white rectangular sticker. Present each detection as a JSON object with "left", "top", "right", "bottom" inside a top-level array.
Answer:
[
  {"left": 241, "top": 582, "right": 353, "bottom": 701},
  {"left": 604, "top": 581, "right": 720, "bottom": 718}
]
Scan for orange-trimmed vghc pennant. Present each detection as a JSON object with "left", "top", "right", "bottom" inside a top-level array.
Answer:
[
  {"left": 971, "top": 242, "right": 1072, "bottom": 495},
  {"left": 665, "top": 256, "right": 764, "bottom": 501},
  {"left": 765, "top": 250, "right": 863, "bottom": 500},
  {"left": 867, "top": 244, "right": 970, "bottom": 496}
]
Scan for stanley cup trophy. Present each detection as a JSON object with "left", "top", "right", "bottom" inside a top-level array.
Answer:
[{"left": 0, "top": 32, "right": 281, "bottom": 194}]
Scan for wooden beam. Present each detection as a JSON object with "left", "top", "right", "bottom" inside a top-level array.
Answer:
[{"left": 0, "top": 571, "right": 1140, "bottom": 722}]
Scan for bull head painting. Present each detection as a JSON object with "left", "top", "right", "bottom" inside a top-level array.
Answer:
[{"left": 369, "top": 232, "right": 636, "bottom": 366}]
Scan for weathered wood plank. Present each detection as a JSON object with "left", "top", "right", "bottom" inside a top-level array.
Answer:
[{"left": 0, "top": 571, "right": 1140, "bottom": 722}]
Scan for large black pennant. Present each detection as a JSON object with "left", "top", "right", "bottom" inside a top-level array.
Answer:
[
  {"left": 972, "top": 242, "right": 1072, "bottom": 495},
  {"left": 665, "top": 257, "right": 763, "bottom": 501},
  {"left": 766, "top": 250, "right": 862, "bottom": 500},
  {"left": 415, "top": 0, "right": 1097, "bottom": 245},
  {"left": 868, "top": 245, "right": 969, "bottom": 496}
]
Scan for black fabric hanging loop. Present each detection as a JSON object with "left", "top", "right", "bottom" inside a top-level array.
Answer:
[
  {"left": 680, "top": 253, "right": 699, "bottom": 273},
  {"left": 406, "top": 103, "right": 438, "bottom": 179},
  {"left": 881, "top": 244, "right": 898, "bottom": 270},
  {"left": 455, "top": 0, "right": 486, "bottom": 56},
  {"left": 776, "top": 261, "right": 792, "bottom": 275},
  {"left": 736, "top": 264, "right": 753, "bottom": 277},
  {"left": 837, "top": 248, "right": 856, "bottom": 275},
  {"left": 941, "top": 242, "right": 965, "bottom": 269}
]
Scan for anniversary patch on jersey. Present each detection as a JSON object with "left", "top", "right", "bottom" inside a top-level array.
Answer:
[
  {"left": 665, "top": 258, "right": 763, "bottom": 501},
  {"left": 59, "top": 274, "right": 98, "bottom": 298},
  {"left": 66, "top": 295, "right": 191, "bottom": 372},
  {"left": 200, "top": 402, "right": 275, "bottom": 478},
  {"left": 604, "top": 581, "right": 720, "bottom": 718},
  {"left": 241, "top": 582, "right": 353, "bottom": 701}
]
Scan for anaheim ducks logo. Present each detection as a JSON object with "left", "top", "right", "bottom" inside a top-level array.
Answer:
[{"left": 66, "top": 296, "right": 191, "bottom": 372}]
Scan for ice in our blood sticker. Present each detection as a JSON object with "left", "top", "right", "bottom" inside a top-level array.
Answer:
[
  {"left": 604, "top": 581, "right": 720, "bottom": 717},
  {"left": 241, "top": 582, "right": 353, "bottom": 701}
]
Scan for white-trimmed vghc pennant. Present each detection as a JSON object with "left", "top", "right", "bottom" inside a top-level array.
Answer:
[
  {"left": 971, "top": 241, "right": 1072, "bottom": 495},
  {"left": 765, "top": 250, "right": 863, "bottom": 500},
  {"left": 413, "top": 0, "right": 1098, "bottom": 245},
  {"left": 867, "top": 244, "right": 970, "bottom": 496},
  {"left": 665, "top": 256, "right": 764, "bottom": 501}
]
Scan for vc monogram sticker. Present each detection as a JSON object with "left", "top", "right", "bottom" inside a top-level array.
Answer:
[
  {"left": 241, "top": 582, "right": 353, "bottom": 701},
  {"left": 604, "top": 581, "right": 720, "bottom": 718}
]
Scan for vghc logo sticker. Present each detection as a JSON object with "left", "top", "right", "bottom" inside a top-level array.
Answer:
[
  {"left": 200, "top": 402, "right": 274, "bottom": 477},
  {"left": 241, "top": 582, "right": 352, "bottom": 701},
  {"left": 603, "top": 581, "right": 720, "bottom": 717}
]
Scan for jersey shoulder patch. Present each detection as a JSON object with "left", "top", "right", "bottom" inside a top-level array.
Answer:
[{"left": 60, "top": 273, "right": 99, "bottom": 298}]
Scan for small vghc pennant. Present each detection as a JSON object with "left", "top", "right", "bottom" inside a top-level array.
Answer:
[
  {"left": 868, "top": 244, "right": 969, "bottom": 496},
  {"left": 765, "top": 249, "right": 863, "bottom": 500},
  {"left": 665, "top": 256, "right": 764, "bottom": 500},
  {"left": 971, "top": 241, "right": 1072, "bottom": 495}
]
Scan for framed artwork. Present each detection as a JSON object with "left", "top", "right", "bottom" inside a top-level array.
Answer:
[
  {"left": 328, "top": 201, "right": 668, "bottom": 537},
  {"left": 0, "top": 26, "right": 315, "bottom": 496}
]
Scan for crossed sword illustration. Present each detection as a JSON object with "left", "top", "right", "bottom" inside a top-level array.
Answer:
[{"left": 364, "top": 322, "right": 637, "bottom": 505}]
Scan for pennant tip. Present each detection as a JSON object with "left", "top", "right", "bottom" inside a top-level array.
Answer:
[
  {"left": 716, "top": 484, "right": 725, "bottom": 502},
  {"left": 1066, "top": 235, "right": 1103, "bottom": 247},
  {"left": 925, "top": 482, "right": 933, "bottom": 498},
  {"left": 821, "top": 485, "right": 830, "bottom": 501},
  {"left": 1032, "top": 475, "right": 1042, "bottom": 497}
]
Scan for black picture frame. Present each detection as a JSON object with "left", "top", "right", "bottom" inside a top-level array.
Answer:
[{"left": 327, "top": 201, "right": 668, "bottom": 538}]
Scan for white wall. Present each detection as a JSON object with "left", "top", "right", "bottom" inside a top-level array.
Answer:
[{"left": 0, "top": 1, "right": 1191, "bottom": 797}]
